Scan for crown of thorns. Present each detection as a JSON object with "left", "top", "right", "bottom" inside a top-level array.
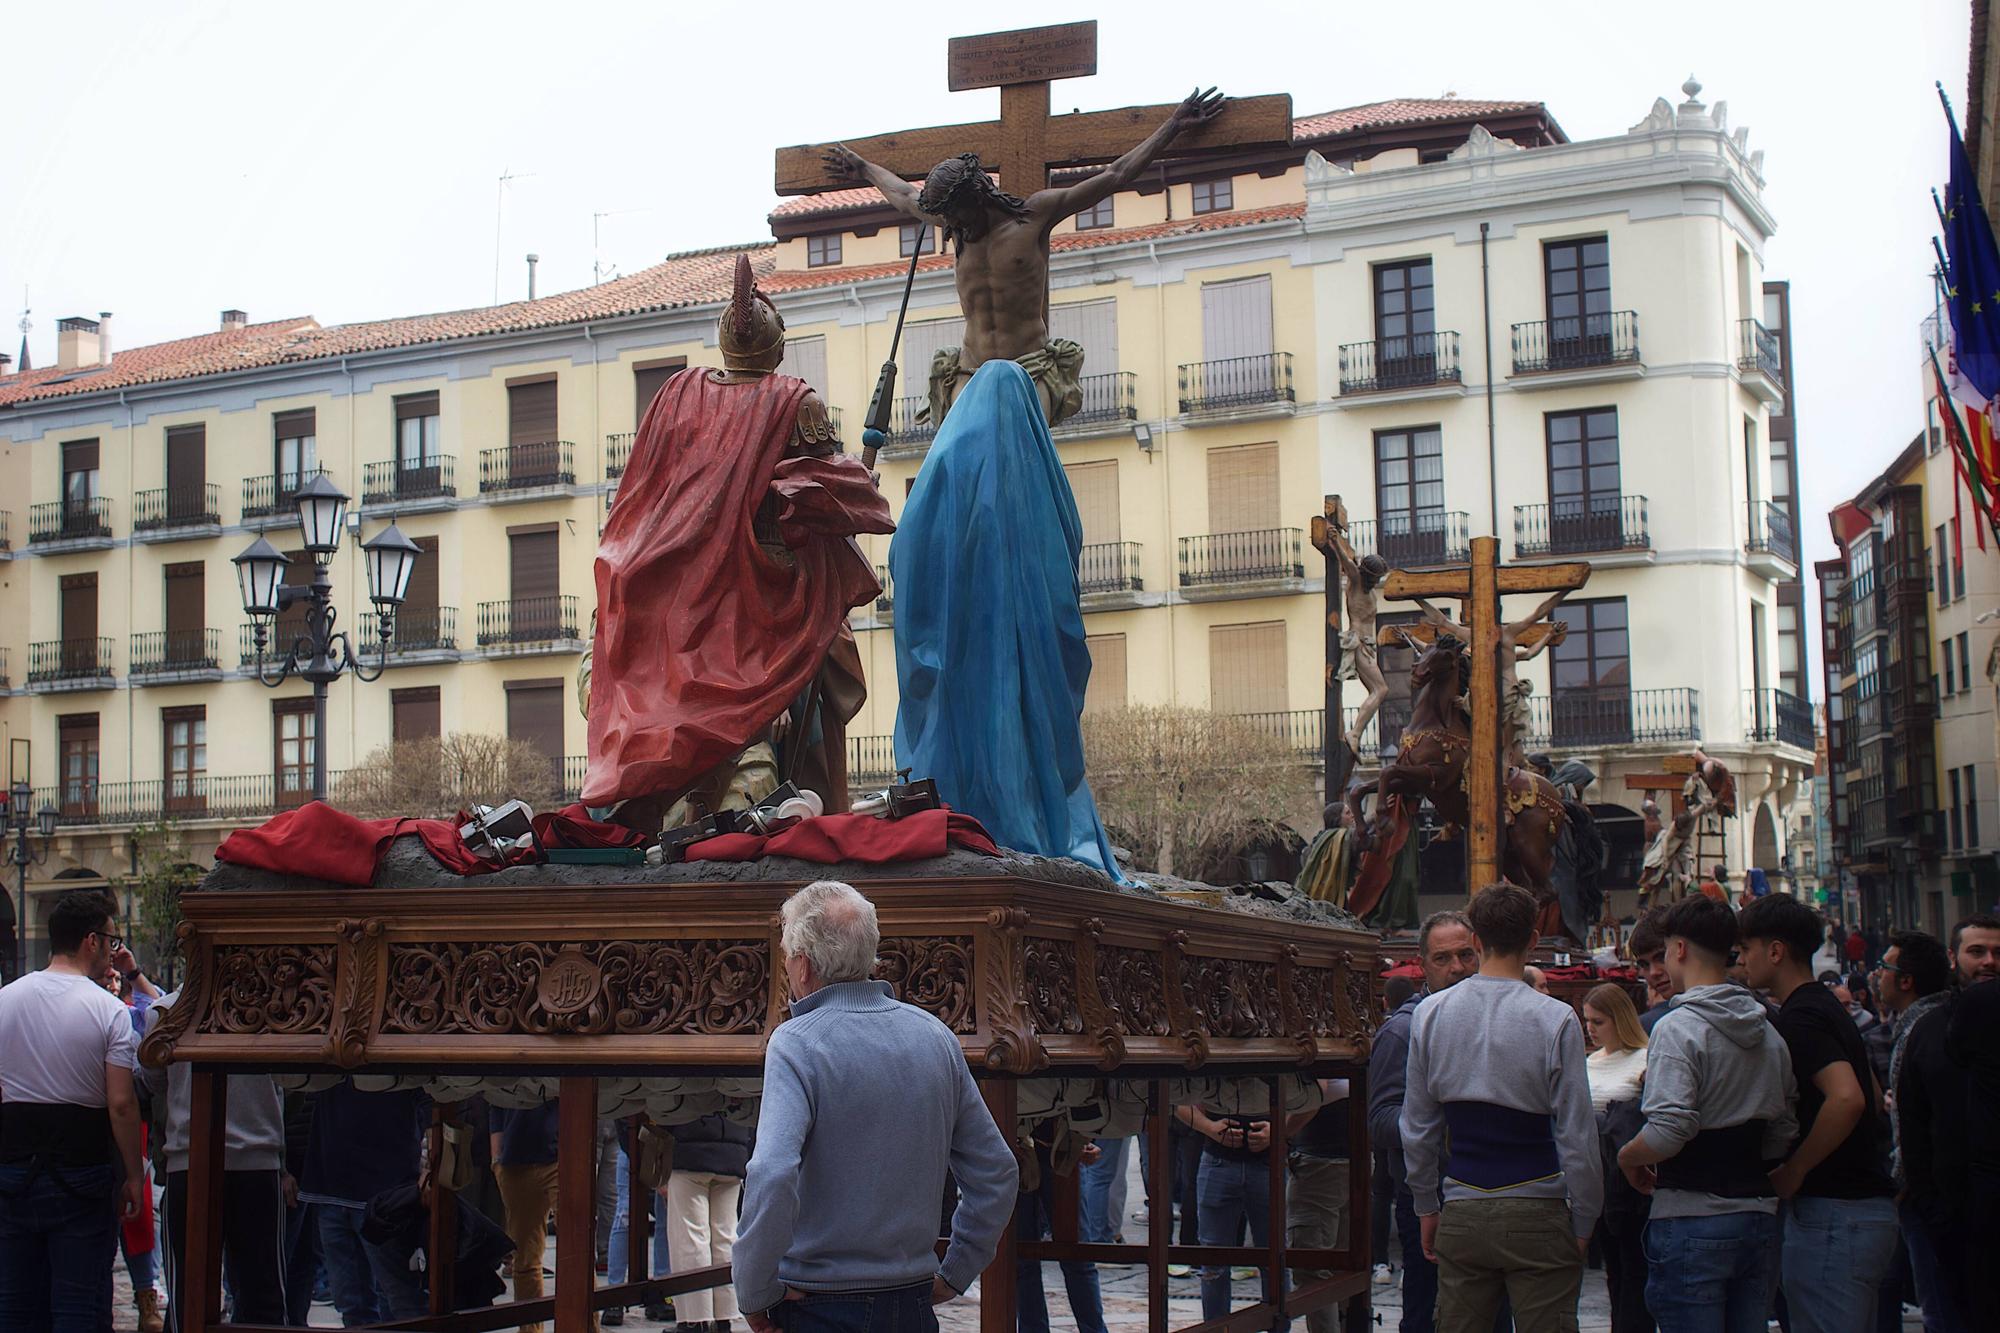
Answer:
[{"left": 918, "top": 154, "right": 988, "bottom": 213}]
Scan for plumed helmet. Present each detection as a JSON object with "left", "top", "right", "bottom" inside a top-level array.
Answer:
[{"left": 719, "top": 253, "right": 786, "bottom": 369}]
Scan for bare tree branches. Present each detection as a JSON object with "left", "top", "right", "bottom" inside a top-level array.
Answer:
[{"left": 332, "top": 733, "right": 559, "bottom": 819}]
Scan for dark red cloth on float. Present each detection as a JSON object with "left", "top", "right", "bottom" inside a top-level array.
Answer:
[
  {"left": 684, "top": 809, "right": 999, "bottom": 865},
  {"left": 214, "top": 800, "right": 646, "bottom": 886},
  {"left": 582, "top": 369, "right": 893, "bottom": 808}
]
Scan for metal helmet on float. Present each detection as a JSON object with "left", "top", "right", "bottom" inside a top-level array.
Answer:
[{"left": 719, "top": 253, "right": 785, "bottom": 371}]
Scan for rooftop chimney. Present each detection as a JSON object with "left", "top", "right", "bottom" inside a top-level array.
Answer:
[
  {"left": 98, "top": 311, "right": 113, "bottom": 366},
  {"left": 220, "top": 309, "right": 248, "bottom": 331},
  {"left": 0, "top": 352, "right": 12, "bottom": 377},
  {"left": 526, "top": 253, "right": 540, "bottom": 301},
  {"left": 56, "top": 316, "right": 101, "bottom": 371}
]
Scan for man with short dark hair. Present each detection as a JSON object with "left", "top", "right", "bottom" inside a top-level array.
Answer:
[
  {"left": 1628, "top": 909, "right": 1675, "bottom": 1033},
  {"left": 1947, "top": 912, "right": 2000, "bottom": 986},
  {"left": 1737, "top": 895, "right": 1895, "bottom": 1332},
  {"left": 1617, "top": 895, "right": 1796, "bottom": 1333},
  {"left": 1402, "top": 885, "right": 1600, "bottom": 1333},
  {"left": 1873, "top": 930, "right": 1957, "bottom": 1332},
  {"left": 0, "top": 890, "right": 147, "bottom": 1332},
  {"left": 1945, "top": 954, "right": 2000, "bottom": 1321},
  {"left": 1370, "top": 912, "right": 1479, "bottom": 1333}
]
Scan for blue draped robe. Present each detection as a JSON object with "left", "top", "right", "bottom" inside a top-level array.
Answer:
[{"left": 889, "top": 360, "right": 1124, "bottom": 878}]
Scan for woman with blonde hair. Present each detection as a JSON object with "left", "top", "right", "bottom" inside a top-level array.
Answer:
[{"left": 1583, "top": 982, "right": 1653, "bottom": 1333}]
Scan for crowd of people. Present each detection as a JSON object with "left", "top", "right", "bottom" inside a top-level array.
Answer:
[{"left": 2, "top": 881, "right": 1996, "bottom": 1333}]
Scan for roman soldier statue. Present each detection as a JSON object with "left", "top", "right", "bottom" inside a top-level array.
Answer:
[{"left": 581, "top": 255, "right": 894, "bottom": 831}]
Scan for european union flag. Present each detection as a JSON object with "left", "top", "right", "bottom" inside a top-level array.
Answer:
[{"left": 1943, "top": 102, "right": 2000, "bottom": 400}]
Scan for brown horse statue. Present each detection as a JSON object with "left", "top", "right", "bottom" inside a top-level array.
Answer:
[{"left": 1344, "top": 633, "right": 1570, "bottom": 932}]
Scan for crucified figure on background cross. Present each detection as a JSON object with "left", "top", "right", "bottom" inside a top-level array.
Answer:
[
  {"left": 1413, "top": 590, "right": 1570, "bottom": 770},
  {"left": 1325, "top": 523, "right": 1390, "bottom": 756}
]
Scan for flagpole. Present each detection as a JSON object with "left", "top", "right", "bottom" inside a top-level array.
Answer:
[{"left": 1941, "top": 81, "right": 1963, "bottom": 139}]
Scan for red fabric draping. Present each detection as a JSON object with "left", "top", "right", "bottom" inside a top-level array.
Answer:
[
  {"left": 214, "top": 801, "right": 645, "bottom": 887},
  {"left": 685, "top": 809, "right": 999, "bottom": 864},
  {"left": 1347, "top": 794, "right": 1414, "bottom": 919},
  {"left": 582, "top": 370, "right": 893, "bottom": 807}
]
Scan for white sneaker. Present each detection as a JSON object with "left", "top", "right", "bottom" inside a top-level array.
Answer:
[{"left": 1372, "top": 1263, "right": 1393, "bottom": 1286}]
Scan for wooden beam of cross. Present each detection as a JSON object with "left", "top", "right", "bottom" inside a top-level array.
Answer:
[
  {"left": 1380, "top": 537, "right": 1590, "bottom": 897},
  {"left": 1308, "top": 495, "right": 1349, "bottom": 816},
  {"left": 1625, "top": 756, "right": 1701, "bottom": 817},
  {"left": 1377, "top": 621, "right": 1568, "bottom": 651},
  {"left": 773, "top": 21, "right": 1294, "bottom": 198}
]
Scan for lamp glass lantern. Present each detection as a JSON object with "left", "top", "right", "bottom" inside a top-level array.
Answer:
[
  {"left": 361, "top": 523, "right": 422, "bottom": 608},
  {"left": 292, "top": 473, "right": 350, "bottom": 556},
  {"left": 7, "top": 780, "right": 27, "bottom": 832},
  {"left": 232, "top": 537, "right": 290, "bottom": 619},
  {"left": 35, "top": 804, "right": 56, "bottom": 839}
]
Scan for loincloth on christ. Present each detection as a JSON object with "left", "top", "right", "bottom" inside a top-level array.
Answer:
[
  {"left": 922, "top": 338, "right": 1085, "bottom": 430},
  {"left": 1334, "top": 628, "right": 1378, "bottom": 683}
]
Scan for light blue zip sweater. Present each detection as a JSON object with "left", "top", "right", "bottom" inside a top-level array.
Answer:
[{"left": 732, "top": 980, "right": 1018, "bottom": 1313}]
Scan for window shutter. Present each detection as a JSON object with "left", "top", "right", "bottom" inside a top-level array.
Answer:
[
  {"left": 509, "top": 529, "right": 559, "bottom": 602},
  {"left": 404, "top": 536, "right": 440, "bottom": 614},
  {"left": 1201, "top": 277, "right": 1273, "bottom": 363},
  {"left": 392, "top": 686, "right": 442, "bottom": 742},
  {"left": 392, "top": 395, "right": 435, "bottom": 424},
  {"left": 59, "top": 573, "right": 97, "bottom": 642},
  {"left": 166, "top": 425, "right": 207, "bottom": 493},
  {"left": 634, "top": 362, "right": 685, "bottom": 422},
  {"left": 508, "top": 380, "right": 558, "bottom": 445},
  {"left": 63, "top": 439, "right": 100, "bottom": 473},
  {"left": 1084, "top": 634, "right": 1128, "bottom": 714},
  {"left": 1050, "top": 299, "right": 1118, "bottom": 373},
  {"left": 1063, "top": 461, "right": 1122, "bottom": 547},
  {"left": 274, "top": 408, "right": 317, "bottom": 439},
  {"left": 903, "top": 317, "right": 966, "bottom": 381},
  {"left": 1208, "top": 621, "right": 1288, "bottom": 714},
  {"left": 779, "top": 336, "right": 830, "bottom": 398},
  {"left": 505, "top": 680, "right": 567, "bottom": 769},
  {"left": 163, "top": 563, "right": 204, "bottom": 638},
  {"left": 1206, "top": 443, "right": 1280, "bottom": 534}
]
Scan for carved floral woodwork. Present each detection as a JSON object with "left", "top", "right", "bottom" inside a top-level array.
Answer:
[{"left": 874, "top": 936, "right": 975, "bottom": 1032}]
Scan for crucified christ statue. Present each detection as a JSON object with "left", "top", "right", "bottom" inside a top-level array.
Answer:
[
  {"left": 1413, "top": 590, "right": 1570, "bottom": 770},
  {"left": 824, "top": 87, "right": 1225, "bottom": 428},
  {"left": 1325, "top": 523, "right": 1390, "bottom": 756}
]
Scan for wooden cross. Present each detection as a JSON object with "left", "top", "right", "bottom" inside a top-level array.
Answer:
[
  {"left": 1624, "top": 754, "right": 1699, "bottom": 819},
  {"left": 1382, "top": 536, "right": 1590, "bottom": 896},
  {"left": 773, "top": 20, "right": 1294, "bottom": 198},
  {"left": 1377, "top": 621, "right": 1568, "bottom": 652}
]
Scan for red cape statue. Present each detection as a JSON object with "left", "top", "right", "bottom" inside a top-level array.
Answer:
[{"left": 582, "top": 354, "right": 892, "bottom": 810}]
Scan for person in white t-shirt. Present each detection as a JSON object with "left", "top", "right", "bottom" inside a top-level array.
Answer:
[{"left": 0, "top": 889, "right": 147, "bottom": 1333}]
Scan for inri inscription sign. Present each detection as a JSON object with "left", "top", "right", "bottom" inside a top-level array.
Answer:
[{"left": 948, "top": 21, "right": 1097, "bottom": 91}]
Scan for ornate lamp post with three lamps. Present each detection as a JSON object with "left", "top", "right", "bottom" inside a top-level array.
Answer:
[
  {"left": 232, "top": 474, "right": 423, "bottom": 806},
  {"left": 5, "top": 780, "right": 59, "bottom": 984}
]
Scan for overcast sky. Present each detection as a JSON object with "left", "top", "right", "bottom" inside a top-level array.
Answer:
[{"left": 1, "top": 0, "right": 1975, "bottom": 683}]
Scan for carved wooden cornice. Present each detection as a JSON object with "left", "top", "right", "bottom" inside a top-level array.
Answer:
[{"left": 143, "top": 876, "right": 1377, "bottom": 1076}]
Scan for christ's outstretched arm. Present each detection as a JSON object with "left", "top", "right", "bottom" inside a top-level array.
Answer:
[{"left": 1029, "top": 88, "right": 1225, "bottom": 225}]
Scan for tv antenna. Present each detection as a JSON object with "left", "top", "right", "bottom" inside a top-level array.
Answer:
[
  {"left": 593, "top": 209, "right": 650, "bottom": 285},
  {"left": 493, "top": 168, "right": 535, "bottom": 303}
]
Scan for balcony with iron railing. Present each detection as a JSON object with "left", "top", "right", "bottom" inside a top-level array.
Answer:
[
  {"left": 1737, "top": 318, "right": 1783, "bottom": 403},
  {"left": 133, "top": 484, "right": 221, "bottom": 537},
  {"left": 849, "top": 734, "right": 899, "bottom": 790},
  {"left": 1237, "top": 709, "right": 1326, "bottom": 759},
  {"left": 242, "top": 468, "right": 328, "bottom": 523},
  {"left": 1745, "top": 499, "right": 1798, "bottom": 572},
  {"left": 476, "top": 595, "right": 581, "bottom": 649},
  {"left": 29, "top": 497, "right": 113, "bottom": 546},
  {"left": 361, "top": 457, "right": 457, "bottom": 510},
  {"left": 27, "top": 637, "right": 115, "bottom": 688},
  {"left": 606, "top": 433, "right": 636, "bottom": 478},
  {"left": 0, "top": 509, "right": 10, "bottom": 552},
  {"left": 1178, "top": 528, "right": 1306, "bottom": 592},
  {"left": 1522, "top": 686, "right": 1702, "bottom": 749},
  {"left": 1053, "top": 372, "right": 1140, "bottom": 435},
  {"left": 479, "top": 441, "right": 575, "bottom": 495},
  {"left": 884, "top": 395, "right": 937, "bottom": 455},
  {"left": 129, "top": 629, "right": 221, "bottom": 680},
  {"left": 1351, "top": 512, "right": 1471, "bottom": 568},
  {"left": 873, "top": 566, "right": 893, "bottom": 620},
  {"left": 1510, "top": 312, "right": 1641, "bottom": 377},
  {"left": 1514, "top": 496, "right": 1650, "bottom": 558},
  {"left": 1745, "top": 687, "right": 1813, "bottom": 750},
  {"left": 1338, "top": 332, "right": 1463, "bottom": 396},
  {"left": 1179, "top": 352, "right": 1295, "bottom": 415},
  {"left": 1080, "top": 541, "right": 1144, "bottom": 595},
  {"left": 1340, "top": 700, "right": 1416, "bottom": 759},
  {"left": 0, "top": 646, "right": 7, "bottom": 687},
  {"left": 358, "top": 607, "right": 459, "bottom": 660}
]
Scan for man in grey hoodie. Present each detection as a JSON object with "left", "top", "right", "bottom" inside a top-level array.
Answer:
[
  {"left": 137, "top": 989, "right": 289, "bottom": 1333},
  {"left": 735, "top": 881, "right": 1017, "bottom": 1333},
  {"left": 1615, "top": 895, "right": 1797, "bottom": 1333}
]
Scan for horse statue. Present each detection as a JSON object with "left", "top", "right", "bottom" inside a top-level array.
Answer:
[{"left": 1343, "top": 633, "right": 1570, "bottom": 935}]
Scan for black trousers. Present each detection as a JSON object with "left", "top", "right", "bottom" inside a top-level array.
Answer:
[
  {"left": 1596, "top": 1217, "right": 1652, "bottom": 1333},
  {"left": 163, "top": 1169, "right": 287, "bottom": 1333}
]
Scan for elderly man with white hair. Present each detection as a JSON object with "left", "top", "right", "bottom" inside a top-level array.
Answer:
[{"left": 735, "top": 881, "right": 1018, "bottom": 1333}]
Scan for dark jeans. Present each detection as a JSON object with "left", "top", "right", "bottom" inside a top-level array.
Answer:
[
  {"left": 1396, "top": 1188, "right": 1438, "bottom": 1333},
  {"left": 1642, "top": 1211, "right": 1778, "bottom": 1333},
  {"left": 1371, "top": 1147, "right": 1393, "bottom": 1268},
  {"left": 1015, "top": 1187, "right": 1106, "bottom": 1333},
  {"left": 0, "top": 1161, "right": 119, "bottom": 1333},
  {"left": 284, "top": 1200, "right": 321, "bottom": 1327},
  {"left": 773, "top": 1281, "right": 939, "bottom": 1333},
  {"left": 164, "top": 1168, "right": 288, "bottom": 1333},
  {"left": 1597, "top": 1218, "right": 1652, "bottom": 1333},
  {"left": 317, "top": 1201, "right": 427, "bottom": 1325}
]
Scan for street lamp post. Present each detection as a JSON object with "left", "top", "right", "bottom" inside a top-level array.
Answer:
[
  {"left": 5, "top": 779, "right": 59, "bottom": 984},
  {"left": 234, "top": 475, "right": 422, "bottom": 805}
]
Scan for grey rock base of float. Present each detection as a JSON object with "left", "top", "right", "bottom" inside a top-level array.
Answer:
[{"left": 199, "top": 835, "right": 1362, "bottom": 929}]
